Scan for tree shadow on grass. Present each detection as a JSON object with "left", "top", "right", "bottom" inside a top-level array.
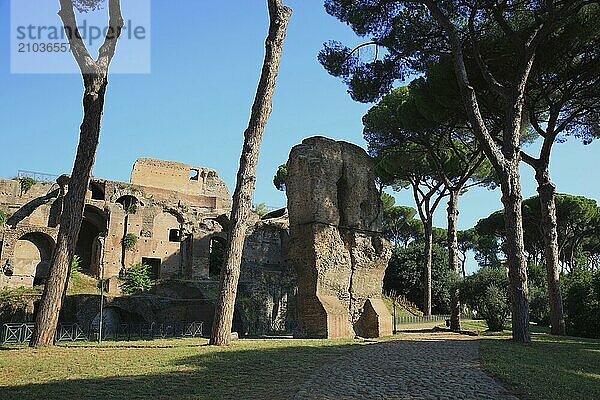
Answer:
[{"left": 0, "top": 341, "right": 358, "bottom": 400}]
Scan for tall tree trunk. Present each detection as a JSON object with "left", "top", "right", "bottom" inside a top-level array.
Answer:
[
  {"left": 447, "top": 190, "right": 461, "bottom": 331},
  {"left": 210, "top": 0, "right": 292, "bottom": 346},
  {"left": 30, "top": 76, "right": 109, "bottom": 347},
  {"left": 536, "top": 168, "right": 566, "bottom": 335},
  {"left": 500, "top": 163, "right": 531, "bottom": 343},
  {"left": 423, "top": 218, "right": 433, "bottom": 317},
  {"left": 423, "top": 0, "right": 533, "bottom": 343},
  {"left": 30, "top": 0, "right": 123, "bottom": 347}
]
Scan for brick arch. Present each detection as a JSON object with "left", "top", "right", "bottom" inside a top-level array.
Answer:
[{"left": 8, "top": 231, "right": 56, "bottom": 287}]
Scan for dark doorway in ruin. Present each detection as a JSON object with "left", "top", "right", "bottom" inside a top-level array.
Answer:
[
  {"left": 169, "top": 229, "right": 180, "bottom": 243},
  {"left": 75, "top": 205, "right": 107, "bottom": 277},
  {"left": 142, "top": 257, "right": 161, "bottom": 280},
  {"left": 13, "top": 232, "right": 55, "bottom": 286},
  {"left": 209, "top": 236, "right": 226, "bottom": 278},
  {"left": 90, "top": 181, "right": 105, "bottom": 201}
]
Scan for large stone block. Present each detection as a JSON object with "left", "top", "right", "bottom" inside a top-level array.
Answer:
[{"left": 287, "top": 136, "right": 392, "bottom": 339}]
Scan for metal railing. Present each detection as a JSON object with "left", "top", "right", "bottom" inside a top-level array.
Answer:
[
  {"left": 105, "top": 321, "right": 204, "bottom": 341},
  {"left": 2, "top": 321, "right": 205, "bottom": 345},
  {"left": 392, "top": 312, "right": 478, "bottom": 331},
  {"left": 1, "top": 323, "right": 34, "bottom": 344},
  {"left": 56, "top": 324, "right": 88, "bottom": 342},
  {"left": 17, "top": 170, "right": 59, "bottom": 183}
]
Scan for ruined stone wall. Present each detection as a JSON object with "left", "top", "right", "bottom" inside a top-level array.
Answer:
[
  {"left": 239, "top": 212, "right": 298, "bottom": 334},
  {"left": 130, "top": 158, "right": 231, "bottom": 208},
  {"left": 286, "top": 137, "right": 392, "bottom": 339},
  {"left": 0, "top": 158, "right": 232, "bottom": 291}
]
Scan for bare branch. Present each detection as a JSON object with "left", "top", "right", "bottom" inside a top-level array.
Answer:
[
  {"left": 58, "top": 0, "right": 95, "bottom": 73},
  {"left": 97, "top": 0, "right": 125, "bottom": 68}
]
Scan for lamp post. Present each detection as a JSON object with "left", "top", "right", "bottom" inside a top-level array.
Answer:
[{"left": 98, "top": 232, "right": 107, "bottom": 344}]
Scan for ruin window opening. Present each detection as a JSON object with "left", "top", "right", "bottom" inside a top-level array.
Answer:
[
  {"left": 189, "top": 169, "right": 199, "bottom": 181},
  {"left": 142, "top": 257, "right": 161, "bottom": 281},
  {"left": 169, "top": 229, "right": 180, "bottom": 242},
  {"left": 209, "top": 236, "right": 226, "bottom": 278},
  {"left": 90, "top": 182, "right": 105, "bottom": 201}
]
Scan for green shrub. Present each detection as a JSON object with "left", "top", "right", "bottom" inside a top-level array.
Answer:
[
  {"left": 481, "top": 285, "right": 509, "bottom": 331},
  {"left": 529, "top": 285, "right": 550, "bottom": 326},
  {"left": 0, "top": 209, "right": 6, "bottom": 226},
  {"left": 460, "top": 266, "right": 510, "bottom": 331},
  {"left": 121, "top": 262, "right": 153, "bottom": 294},
  {"left": 562, "top": 270, "right": 600, "bottom": 338},
  {"left": 19, "top": 177, "right": 38, "bottom": 194},
  {"left": 0, "top": 288, "right": 29, "bottom": 322},
  {"left": 70, "top": 255, "right": 81, "bottom": 279},
  {"left": 122, "top": 233, "right": 138, "bottom": 251},
  {"left": 125, "top": 203, "right": 137, "bottom": 215}
]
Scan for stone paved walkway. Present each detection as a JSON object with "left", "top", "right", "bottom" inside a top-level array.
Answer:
[{"left": 295, "top": 332, "right": 519, "bottom": 400}]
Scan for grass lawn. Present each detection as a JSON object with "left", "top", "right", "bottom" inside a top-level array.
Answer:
[
  {"left": 448, "top": 319, "right": 600, "bottom": 400},
  {"left": 0, "top": 338, "right": 364, "bottom": 400}
]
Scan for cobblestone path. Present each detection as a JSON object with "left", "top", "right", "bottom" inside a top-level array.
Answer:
[{"left": 295, "top": 332, "right": 519, "bottom": 400}]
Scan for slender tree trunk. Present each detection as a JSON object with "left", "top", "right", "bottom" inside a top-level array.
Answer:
[
  {"left": 30, "top": 0, "right": 123, "bottom": 347},
  {"left": 536, "top": 169, "right": 566, "bottom": 335},
  {"left": 500, "top": 164, "right": 531, "bottom": 343},
  {"left": 210, "top": 0, "right": 291, "bottom": 346},
  {"left": 30, "top": 76, "right": 108, "bottom": 347},
  {"left": 423, "top": 218, "right": 433, "bottom": 317},
  {"left": 447, "top": 190, "right": 461, "bottom": 331}
]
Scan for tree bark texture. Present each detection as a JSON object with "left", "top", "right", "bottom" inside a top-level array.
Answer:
[
  {"left": 536, "top": 168, "right": 566, "bottom": 335},
  {"left": 30, "top": 0, "right": 122, "bottom": 347},
  {"left": 501, "top": 164, "right": 531, "bottom": 343},
  {"left": 210, "top": 0, "right": 291, "bottom": 346},
  {"left": 423, "top": 218, "right": 433, "bottom": 317},
  {"left": 447, "top": 190, "right": 461, "bottom": 331}
]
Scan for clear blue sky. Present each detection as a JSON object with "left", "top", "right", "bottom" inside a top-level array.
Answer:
[{"left": 1, "top": 0, "right": 598, "bottom": 237}]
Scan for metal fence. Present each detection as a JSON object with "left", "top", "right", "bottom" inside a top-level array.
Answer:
[
  {"left": 2, "top": 321, "right": 205, "bottom": 345},
  {"left": 1, "top": 323, "right": 34, "bottom": 344},
  {"left": 16, "top": 170, "right": 59, "bottom": 183},
  {"left": 393, "top": 313, "right": 478, "bottom": 326}
]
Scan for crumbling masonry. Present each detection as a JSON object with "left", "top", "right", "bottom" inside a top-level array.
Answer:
[{"left": 286, "top": 137, "right": 392, "bottom": 338}]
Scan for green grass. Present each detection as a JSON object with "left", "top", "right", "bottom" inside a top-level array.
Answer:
[
  {"left": 479, "top": 331, "right": 600, "bottom": 400},
  {"left": 0, "top": 338, "right": 364, "bottom": 400},
  {"left": 382, "top": 295, "right": 418, "bottom": 318},
  {"left": 433, "top": 319, "right": 600, "bottom": 400},
  {"left": 68, "top": 272, "right": 100, "bottom": 295}
]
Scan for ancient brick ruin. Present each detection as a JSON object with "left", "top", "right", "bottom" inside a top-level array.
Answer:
[
  {"left": 286, "top": 137, "right": 392, "bottom": 338},
  {"left": 1, "top": 139, "right": 391, "bottom": 338},
  {"left": 0, "top": 158, "right": 296, "bottom": 334},
  {"left": 0, "top": 158, "right": 231, "bottom": 289}
]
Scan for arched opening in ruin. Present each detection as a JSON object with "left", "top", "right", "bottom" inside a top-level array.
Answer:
[
  {"left": 116, "top": 195, "right": 139, "bottom": 214},
  {"left": 75, "top": 205, "right": 107, "bottom": 277},
  {"left": 91, "top": 306, "right": 148, "bottom": 336},
  {"left": 13, "top": 232, "right": 55, "bottom": 287},
  {"left": 209, "top": 236, "right": 226, "bottom": 278}
]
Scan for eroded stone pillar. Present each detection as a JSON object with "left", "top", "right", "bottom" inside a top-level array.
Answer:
[{"left": 286, "top": 136, "right": 392, "bottom": 339}]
